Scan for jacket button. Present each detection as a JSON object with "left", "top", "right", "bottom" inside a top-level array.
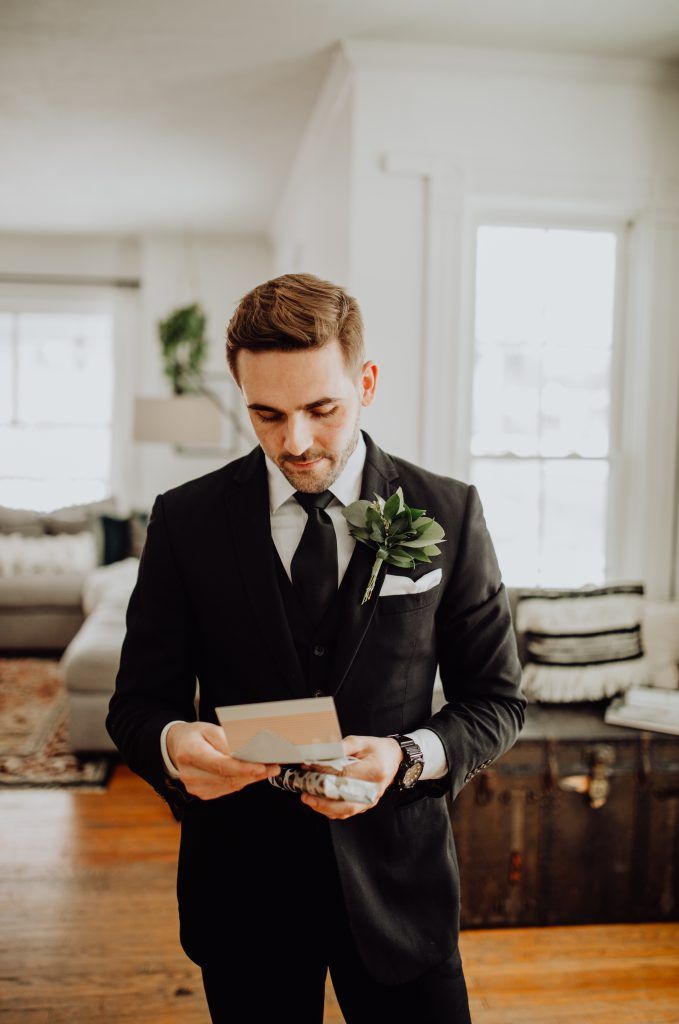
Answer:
[
  {"left": 314, "top": 688, "right": 324, "bottom": 697},
  {"left": 313, "top": 644, "right": 325, "bottom": 656}
]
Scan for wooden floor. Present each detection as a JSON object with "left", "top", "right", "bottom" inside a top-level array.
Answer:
[{"left": 1, "top": 760, "right": 678, "bottom": 1024}]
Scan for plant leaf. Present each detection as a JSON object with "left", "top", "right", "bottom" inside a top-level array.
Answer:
[
  {"left": 342, "top": 500, "right": 373, "bottom": 528},
  {"left": 383, "top": 491, "right": 401, "bottom": 521}
]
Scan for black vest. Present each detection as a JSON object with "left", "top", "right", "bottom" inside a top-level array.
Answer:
[{"left": 271, "top": 537, "right": 345, "bottom": 699}]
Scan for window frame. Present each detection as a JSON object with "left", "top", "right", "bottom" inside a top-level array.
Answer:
[{"left": 460, "top": 210, "right": 630, "bottom": 589}]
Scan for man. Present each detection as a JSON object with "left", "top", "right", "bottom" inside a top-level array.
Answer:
[{"left": 106, "top": 272, "right": 526, "bottom": 1024}]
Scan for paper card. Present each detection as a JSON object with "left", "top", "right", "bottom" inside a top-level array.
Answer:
[{"left": 215, "top": 696, "right": 345, "bottom": 763}]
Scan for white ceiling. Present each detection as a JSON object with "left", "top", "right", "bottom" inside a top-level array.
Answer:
[{"left": 2, "top": 0, "right": 679, "bottom": 236}]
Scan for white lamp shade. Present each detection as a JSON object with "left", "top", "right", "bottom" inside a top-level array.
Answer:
[{"left": 133, "top": 395, "right": 222, "bottom": 444}]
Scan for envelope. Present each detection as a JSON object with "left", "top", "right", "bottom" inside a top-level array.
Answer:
[{"left": 215, "top": 695, "right": 345, "bottom": 763}]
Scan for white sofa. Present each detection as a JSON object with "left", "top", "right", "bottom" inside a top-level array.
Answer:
[{"left": 59, "top": 558, "right": 141, "bottom": 752}]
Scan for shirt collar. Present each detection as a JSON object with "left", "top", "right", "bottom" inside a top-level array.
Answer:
[{"left": 264, "top": 430, "right": 367, "bottom": 514}]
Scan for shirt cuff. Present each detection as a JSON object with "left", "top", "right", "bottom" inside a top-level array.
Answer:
[
  {"left": 407, "top": 727, "right": 450, "bottom": 780},
  {"left": 160, "top": 720, "right": 187, "bottom": 778}
]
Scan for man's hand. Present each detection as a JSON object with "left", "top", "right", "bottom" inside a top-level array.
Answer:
[
  {"left": 166, "top": 722, "right": 281, "bottom": 801},
  {"left": 299, "top": 734, "right": 403, "bottom": 820}
]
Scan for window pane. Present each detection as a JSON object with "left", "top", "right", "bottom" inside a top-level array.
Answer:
[
  {"left": 542, "top": 230, "right": 617, "bottom": 348},
  {"left": 16, "top": 312, "right": 113, "bottom": 425},
  {"left": 470, "top": 457, "right": 608, "bottom": 588},
  {"left": 475, "top": 227, "right": 547, "bottom": 345},
  {"left": 475, "top": 226, "right": 616, "bottom": 348},
  {"left": 471, "top": 343, "right": 541, "bottom": 455},
  {"left": 469, "top": 459, "right": 541, "bottom": 586},
  {"left": 541, "top": 459, "right": 608, "bottom": 587}
]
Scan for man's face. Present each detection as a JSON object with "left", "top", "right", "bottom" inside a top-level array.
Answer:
[{"left": 236, "top": 337, "right": 377, "bottom": 493}]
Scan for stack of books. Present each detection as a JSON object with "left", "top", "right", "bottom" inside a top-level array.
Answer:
[{"left": 604, "top": 685, "right": 679, "bottom": 736}]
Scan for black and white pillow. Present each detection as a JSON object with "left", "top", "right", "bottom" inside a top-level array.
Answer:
[{"left": 515, "top": 583, "right": 652, "bottom": 702}]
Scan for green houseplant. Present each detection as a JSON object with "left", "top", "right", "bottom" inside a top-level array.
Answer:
[{"left": 157, "top": 303, "right": 208, "bottom": 395}]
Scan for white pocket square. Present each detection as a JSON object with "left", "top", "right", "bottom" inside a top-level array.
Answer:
[{"left": 379, "top": 567, "right": 442, "bottom": 597}]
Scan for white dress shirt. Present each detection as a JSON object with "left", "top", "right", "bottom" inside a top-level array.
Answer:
[{"left": 161, "top": 431, "right": 449, "bottom": 781}]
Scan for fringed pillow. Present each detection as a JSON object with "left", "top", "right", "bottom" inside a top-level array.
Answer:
[{"left": 515, "top": 583, "right": 653, "bottom": 702}]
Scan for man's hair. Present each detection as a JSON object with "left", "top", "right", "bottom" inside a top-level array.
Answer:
[{"left": 225, "top": 272, "right": 365, "bottom": 387}]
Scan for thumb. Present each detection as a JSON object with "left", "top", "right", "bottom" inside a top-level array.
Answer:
[
  {"left": 201, "top": 722, "right": 231, "bottom": 755},
  {"left": 341, "top": 734, "right": 368, "bottom": 757}
]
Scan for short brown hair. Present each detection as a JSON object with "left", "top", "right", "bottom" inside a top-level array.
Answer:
[{"left": 225, "top": 272, "right": 365, "bottom": 387}]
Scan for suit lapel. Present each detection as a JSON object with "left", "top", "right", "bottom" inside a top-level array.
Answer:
[
  {"left": 224, "top": 428, "right": 401, "bottom": 702},
  {"left": 326, "top": 431, "right": 400, "bottom": 699}
]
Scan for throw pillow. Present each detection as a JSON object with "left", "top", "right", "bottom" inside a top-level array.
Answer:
[
  {"left": 0, "top": 531, "right": 99, "bottom": 576},
  {"left": 515, "top": 582, "right": 653, "bottom": 702},
  {"left": 0, "top": 505, "right": 45, "bottom": 537},
  {"left": 100, "top": 515, "right": 132, "bottom": 565}
]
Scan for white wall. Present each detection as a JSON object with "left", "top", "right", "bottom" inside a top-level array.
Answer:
[{"left": 272, "top": 51, "right": 353, "bottom": 288}]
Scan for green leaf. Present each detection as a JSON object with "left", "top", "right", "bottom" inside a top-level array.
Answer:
[
  {"left": 383, "top": 491, "right": 401, "bottom": 521},
  {"left": 406, "top": 536, "right": 446, "bottom": 549},
  {"left": 351, "top": 527, "right": 372, "bottom": 541},
  {"left": 412, "top": 521, "right": 446, "bottom": 544},
  {"left": 342, "top": 500, "right": 373, "bottom": 528},
  {"left": 386, "top": 552, "right": 414, "bottom": 568},
  {"left": 386, "top": 545, "right": 416, "bottom": 560}
]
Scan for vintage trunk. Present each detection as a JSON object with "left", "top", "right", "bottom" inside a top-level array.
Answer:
[{"left": 444, "top": 700, "right": 679, "bottom": 927}]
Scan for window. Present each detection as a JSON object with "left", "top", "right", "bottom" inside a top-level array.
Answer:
[
  {"left": 469, "top": 224, "right": 620, "bottom": 588},
  {"left": 0, "top": 293, "right": 114, "bottom": 511}
]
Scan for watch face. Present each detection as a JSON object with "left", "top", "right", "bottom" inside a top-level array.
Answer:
[{"left": 403, "top": 761, "right": 424, "bottom": 787}]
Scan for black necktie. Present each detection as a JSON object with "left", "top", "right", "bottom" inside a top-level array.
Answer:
[{"left": 291, "top": 489, "right": 338, "bottom": 628}]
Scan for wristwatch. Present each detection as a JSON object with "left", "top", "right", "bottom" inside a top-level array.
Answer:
[{"left": 387, "top": 733, "right": 425, "bottom": 791}]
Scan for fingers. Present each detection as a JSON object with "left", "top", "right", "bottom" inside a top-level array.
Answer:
[
  {"left": 301, "top": 792, "right": 371, "bottom": 819},
  {"left": 177, "top": 731, "right": 280, "bottom": 780}
]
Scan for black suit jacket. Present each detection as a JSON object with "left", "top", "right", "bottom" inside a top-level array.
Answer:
[{"left": 106, "top": 428, "right": 526, "bottom": 985}]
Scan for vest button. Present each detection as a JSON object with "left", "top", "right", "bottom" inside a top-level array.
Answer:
[
  {"left": 313, "top": 644, "right": 325, "bottom": 656},
  {"left": 314, "top": 688, "right": 324, "bottom": 697}
]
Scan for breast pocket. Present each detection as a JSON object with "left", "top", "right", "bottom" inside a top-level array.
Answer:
[{"left": 377, "top": 586, "right": 441, "bottom": 615}]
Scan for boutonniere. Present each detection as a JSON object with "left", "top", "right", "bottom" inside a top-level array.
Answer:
[{"left": 342, "top": 486, "right": 446, "bottom": 604}]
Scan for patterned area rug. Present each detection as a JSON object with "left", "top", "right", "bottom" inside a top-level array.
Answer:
[{"left": 0, "top": 657, "right": 118, "bottom": 789}]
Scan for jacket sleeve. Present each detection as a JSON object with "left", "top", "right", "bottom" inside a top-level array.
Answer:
[
  {"left": 417, "top": 483, "right": 527, "bottom": 801},
  {"left": 105, "top": 493, "right": 199, "bottom": 821}
]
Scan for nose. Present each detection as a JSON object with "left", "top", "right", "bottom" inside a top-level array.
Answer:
[{"left": 283, "top": 414, "right": 315, "bottom": 458}]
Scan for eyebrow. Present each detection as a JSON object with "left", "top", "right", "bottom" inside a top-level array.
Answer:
[{"left": 247, "top": 396, "right": 342, "bottom": 414}]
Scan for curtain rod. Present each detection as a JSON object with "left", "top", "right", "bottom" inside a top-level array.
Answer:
[{"left": 0, "top": 273, "right": 140, "bottom": 288}]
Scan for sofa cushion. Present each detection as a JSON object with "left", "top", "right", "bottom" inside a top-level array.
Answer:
[
  {"left": 0, "top": 505, "right": 45, "bottom": 537},
  {"left": 0, "top": 573, "right": 85, "bottom": 609},
  {"left": 81, "top": 557, "right": 139, "bottom": 615},
  {"left": 0, "top": 531, "right": 99, "bottom": 578},
  {"left": 60, "top": 602, "right": 129, "bottom": 693}
]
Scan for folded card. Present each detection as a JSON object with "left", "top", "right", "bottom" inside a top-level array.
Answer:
[{"left": 215, "top": 696, "right": 345, "bottom": 764}]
